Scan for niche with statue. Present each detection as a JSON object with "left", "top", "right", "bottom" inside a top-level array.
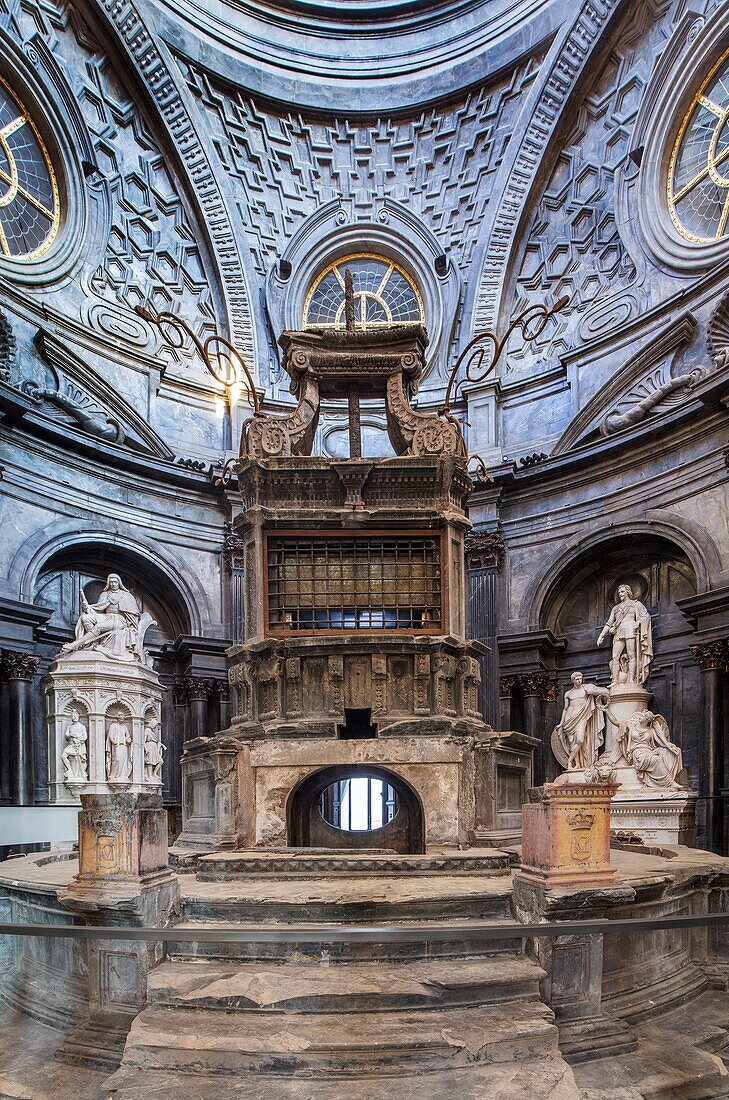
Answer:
[{"left": 45, "top": 573, "right": 166, "bottom": 800}]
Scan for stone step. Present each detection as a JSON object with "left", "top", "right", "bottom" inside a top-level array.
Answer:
[
  {"left": 195, "top": 847, "right": 510, "bottom": 880},
  {"left": 166, "top": 916, "right": 526, "bottom": 962},
  {"left": 180, "top": 873, "right": 514, "bottom": 924},
  {"left": 114, "top": 999, "right": 559, "bottom": 1078},
  {"left": 106, "top": 1056, "right": 582, "bottom": 1099},
  {"left": 147, "top": 953, "right": 546, "bottom": 1014}
]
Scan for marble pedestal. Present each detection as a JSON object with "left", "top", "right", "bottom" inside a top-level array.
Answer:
[
  {"left": 604, "top": 684, "right": 652, "bottom": 757},
  {"left": 609, "top": 763, "right": 697, "bottom": 845},
  {"left": 46, "top": 650, "right": 164, "bottom": 802},
  {"left": 519, "top": 779, "right": 620, "bottom": 888}
]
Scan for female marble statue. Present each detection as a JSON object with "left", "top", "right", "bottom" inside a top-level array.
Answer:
[
  {"left": 106, "top": 717, "right": 133, "bottom": 782},
  {"left": 620, "top": 710, "right": 683, "bottom": 790},
  {"left": 144, "top": 719, "right": 164, "bottom": 783},
  {"left": 597, "top": 583, "right": 653, "bottom": 686},
  {"left": 61, "top": 707, "right": 88, "bottom": 785},
  {"left": 551, "top": 672, "right": 610, "bottom": 771},
  {"left": 62, "top": 574, "right": 142, "bottom": 662}
]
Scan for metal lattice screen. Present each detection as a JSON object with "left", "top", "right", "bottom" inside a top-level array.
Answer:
[{"left": 266, "top": 535, "right": 442, "bottom": 632}]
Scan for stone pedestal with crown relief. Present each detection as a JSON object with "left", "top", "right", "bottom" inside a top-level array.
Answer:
[{"left": 518, "top": 778, "right": 620, "bottom": 889}]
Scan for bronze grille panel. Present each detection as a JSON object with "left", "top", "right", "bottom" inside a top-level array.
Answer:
[{"left": 266, "top": 535, "right": 442, "bottom": 632}]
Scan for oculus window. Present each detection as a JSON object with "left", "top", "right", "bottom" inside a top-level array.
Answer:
[
  {"left": 303, "top": 253, "right": 423, "bottom": 330},
  {"left": 0, "top": 77, "right": 59, "bottom": 258},
  {"left": 669, "top": 47, "right": 729, "bottom": 242}
]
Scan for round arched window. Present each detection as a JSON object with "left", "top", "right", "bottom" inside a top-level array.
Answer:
[
  {"left": 0, "top": 76, "right": 59, "bottom": 259},
  {"left": 303, "top": 253, "right": 424, "bottom": 330},
  {"left": 668, "top": 48, "right": 729, "bottom": 243}
]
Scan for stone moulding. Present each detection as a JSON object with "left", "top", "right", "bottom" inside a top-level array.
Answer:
[
  {"left": 232, "top": 455, "right": 473, "bottom": 517},
  {"left": 94, "top": 0, "right": 250, "bottom": 357},
  {"left": 227, "top": 634, "right": 488, "bottom": 737}
]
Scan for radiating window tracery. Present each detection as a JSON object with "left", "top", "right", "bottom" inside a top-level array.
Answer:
[
  {"left": 669, "top": 48, "right": 729, "bottom": 243},
  {"left": 0, "top": 77, "right": 59, "bottom": 259},
  {"left": 303, "top": 254, "right": 423, "bottom": 330}
]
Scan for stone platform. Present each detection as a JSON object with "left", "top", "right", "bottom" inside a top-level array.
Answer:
[{"left": 3, "top": 845, "right": 729, "bottom": 1099}]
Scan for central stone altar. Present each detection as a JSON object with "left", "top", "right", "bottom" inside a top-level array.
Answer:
[{"left": 177, "top": 321, "right": 528, "bottom": 853}]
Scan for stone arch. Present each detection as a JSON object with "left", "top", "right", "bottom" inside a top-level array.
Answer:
[
  {"left": 523, "top": 522, "right": 708, "bottom": 787},
  {"left": 523, "top": 515, "right": 718, "bottom": 630},
  {"left": 287, "top": 764, "right": 425, "bottom": 854},
  {"left": 9, "top": 521, "right": 210, "bottom": 637}
]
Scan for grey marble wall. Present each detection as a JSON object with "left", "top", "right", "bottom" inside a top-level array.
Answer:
[{"left": 0, "top": 0, "right": 728, "bottom": 818}]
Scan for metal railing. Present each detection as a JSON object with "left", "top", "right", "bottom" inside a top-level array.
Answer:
[{"left": 1, "top": 910, "right": 728, "bottom": 944}]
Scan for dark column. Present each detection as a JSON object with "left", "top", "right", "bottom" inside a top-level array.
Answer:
[
  {"left": 185, "top": 673, "right": 215, "bottom": 741},
  {"left": 224, "top": 524, "right": 246, "bottom": 645},
  {"left": 1, "top": 650, "right": 41, "bottom": 806},
  {"left": 543, "top": 676, "right": 559, "bottom": 782},
  {"left": 499, "top": 676, "right": 517, "bottom": 731},
  {"left": 520, "top": 671, "right": 553, "bottom": 787},
  {"left": 464, "top": 528, "right": 506, "bottom": 727},
  {"left": 691, "top": 639, "right": 729, "bottom": 854},
  {"left": 215, "top": 679, "right": 232, "bottom": 732}
]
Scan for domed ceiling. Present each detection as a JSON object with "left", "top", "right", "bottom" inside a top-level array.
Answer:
[{"left": 151, "top": 0, "right": 557, "bottom": 109}]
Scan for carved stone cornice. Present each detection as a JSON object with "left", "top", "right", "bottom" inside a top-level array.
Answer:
[
  {"left": 691, "top": 639, "right": 729, "bottom": 672},
  {"left": 465, "top": 528, "right": 506, "bottom": 571},
  {"left": 1, "top": 649, "right": 41, "bottom": 681}
]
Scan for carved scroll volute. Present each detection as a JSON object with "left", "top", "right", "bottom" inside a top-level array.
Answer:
[
  {"left": 385, "top": 370, "right": 464, "bottom": 458},
  {"left": 244, "top": 372, "right": 320, "bottom": 459}
]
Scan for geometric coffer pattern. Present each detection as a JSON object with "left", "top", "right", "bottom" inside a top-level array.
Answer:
[
  {"left": 506, "top": 0, "right": 673, "bottom": 373},
  {"left": 179, "top": 57, "right": 542, "bottom": 283},
  {"left": 1, "top": 0, "right": 217, "bottom": 370}
]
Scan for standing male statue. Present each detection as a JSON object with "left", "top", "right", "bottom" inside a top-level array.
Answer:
[
  {"left": 61, "top": 707, "right": 88, "bottom": 786},
  {"left": 106, "top": 717, "right": 133, "bottom": 782},
  {"left": 597, "top": 583, "right": 653, "bottom": 686},
  {"left": 551, "top": 672, "right": 610, "bottom": 771}
]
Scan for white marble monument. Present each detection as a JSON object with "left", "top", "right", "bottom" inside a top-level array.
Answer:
[
  {"left": 46, "top": 573, "right": 166, "bottom": 802},
  {"left": 550, "top": 579, "right": 696, "bottom": 845}
]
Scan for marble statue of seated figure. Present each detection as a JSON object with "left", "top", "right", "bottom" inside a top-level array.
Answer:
[
  {"left": 621, "top": 709, "right": 683, "bottom": 790},
  {"left": 61, "top": 573, "right": 154, "bottom": 664}
]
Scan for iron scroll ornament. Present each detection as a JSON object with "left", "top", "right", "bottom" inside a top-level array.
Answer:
[
  {"left": 440, "top": 295, "right": 569, "bottom": 421},
  {"left": 136, "top": 305, "right": 261, "bottom": 480}
]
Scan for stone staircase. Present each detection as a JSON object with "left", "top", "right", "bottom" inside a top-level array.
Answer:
[{"left": 105, "top": 849, "right": 582, "bottom": 1099}]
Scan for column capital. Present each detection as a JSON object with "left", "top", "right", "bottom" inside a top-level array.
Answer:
[
  {"left": 691, "top": 638, "right": 729, "bottom": 671},
  {"left": 222, "top": 522, "right": 245, "bottom": 570},
  {"left": 520, "top": 670, "right": 555, "bottom": 699},
  {"left": 499, "top": 675, "right": 518, "bottom": 698},
  {"left": 1, "top": 648, "right": 41, "bottom": 681},
  {"left": 183, "top": 671, "right": 216, "bottom": 701},
  {"left": 464, "top": 528, "right": 506, "bottom": 572}
]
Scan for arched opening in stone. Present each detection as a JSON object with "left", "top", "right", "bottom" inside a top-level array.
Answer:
[
  {"left": 539, "top": 533, "right": 699, "bottom": 782},
  {"left": 287, "top": 764, "right": 425, "bottom": 853}
]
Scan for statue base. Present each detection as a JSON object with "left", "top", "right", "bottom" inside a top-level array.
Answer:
[
  {"left": 610, "top": 781, "right": 697, "bottom": 847},
  {"left": 519, "top": 779, "right": 620, "bottom": 888},
  {"left": 60, "top": 792, "right": 178, "bottom": 918},
  {"left": 45, "top": 650, "right": 164, "bottom": 799},
  {"left": 604, "top": 683, "right": 652, "bottom": 758}
]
